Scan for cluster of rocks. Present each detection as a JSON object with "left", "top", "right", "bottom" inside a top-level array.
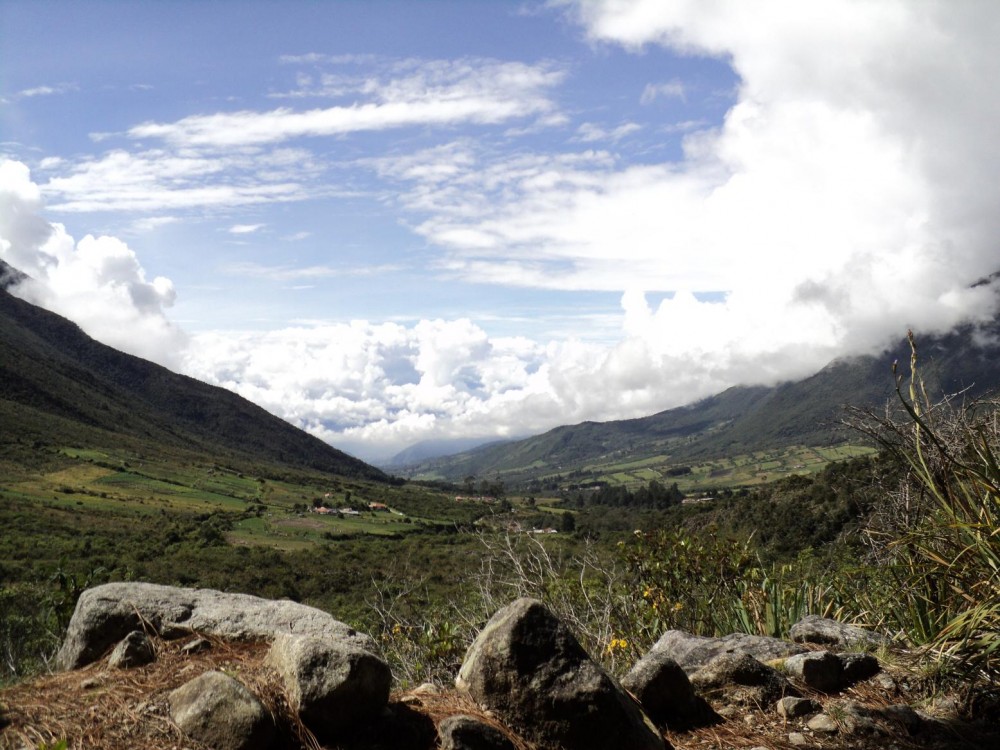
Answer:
[{"left": 58, "top": 583, "right": 932, "bottom": 750}]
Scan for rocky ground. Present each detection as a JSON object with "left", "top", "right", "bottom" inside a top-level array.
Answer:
[
  {"left": 1, "top": 585, "right": 997, "bottom": 750},
  {"left": 3, "top": 634, "right": 997, "bottom": 750}
]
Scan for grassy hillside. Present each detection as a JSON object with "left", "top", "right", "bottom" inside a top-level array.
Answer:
[{"left": 0, "top": 283, "right": 384, "bottom": 480}]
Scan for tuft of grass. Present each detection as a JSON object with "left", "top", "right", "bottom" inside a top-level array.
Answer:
[{"left": 862, "top": 331, "right": 1000, "bottom": 683}]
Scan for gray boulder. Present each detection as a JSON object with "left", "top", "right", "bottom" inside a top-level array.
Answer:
[
  {"left": 649, "top": 630, "right": 805, "bottom": 673},
  {"left": 266, "top": 633, "right": 391, "bottom": 741},
  {"left": 690, "top": 652, "right": 796, "bottom": 709},
  {"left": 168, "top": 670, "right": 274, "bottom": 750},
  {"left": 784, "top": 650, "right": 844, "bottom": 692},
  {"left": 57, "top": 582, "right": 372, "bottom": 670},
  {"left": 457, "top": 598, "right": 666, "bottom": 750},
  {"left": 622, "top": 649, "right": 719, "bottom": 729},
  {"left": 839, "top": 652, "right": 880, "bottom": 683},
  {"left": 438, "top": 714, "right": 517, "bottom": 750},
  {"left": 108, "top": 630, "right": 154, "bottom": 669},
  {"left": 789, "top": 615, "right": 890, "bottom": 649}
]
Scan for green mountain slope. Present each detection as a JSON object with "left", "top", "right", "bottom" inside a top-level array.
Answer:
[
  {"left": 0, "top": 278, "right": 386, "bottom": 481},
  {"left": 401, "top": 321, "right": 1000, "bottom": 485}
]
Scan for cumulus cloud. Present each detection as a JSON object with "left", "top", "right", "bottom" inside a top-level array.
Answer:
[
  {"left": 0, "top": 160, "right": 186, "bottom": 366},
  {"left": 365, "top": 1, "right": 1000, "bottom": 376},
  {"left": 7, "top": 4, "right": 1000, "bottom": 463}
]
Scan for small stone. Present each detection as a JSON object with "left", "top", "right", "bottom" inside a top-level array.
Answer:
[
  {"left": 881, "top": 704, "right": 922, "bottom": 735},
  {"left": 777, "top": 696, "right": 819, "bottom": 719},
  {"left": 873, "top": 672, "right": 897, "bottom": 691},
  {"left": 411, "top": 682, "right": 440, "bottom": 695},
  {"left": 788, "top": 731, "right": 810, "bottom": 746},
  {"left": 108, "top": 630, "right": 155, "bottom": 669},
  {"left": 438, "top": 714, "right": 517, "bottom": 750},
  {"left": 716, "top": 705, "right": 741, "bottom": 720},
  {"left": 182, "top": 637, "right": 211, "bottom": 655},
  {"left": 807, "top": 713, "right": 839, "bottom": 733}
]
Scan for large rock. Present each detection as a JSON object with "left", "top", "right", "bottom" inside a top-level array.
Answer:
[
  {"left": 690, "top": 652, "right": 796, "bottom": 709},
  {"left": 457, "top": 598, "right": 666, "bottom": 750},
  {"left": 782, "top": 650, "right": 881, "bottom": 693},
  {"left": 622, "top": 649, "right": 719, "bottom": 729},
  {"left": 649, "top": 630, "right": 806, "bottom": 673},
  {"left": 789, "top": 615, "right": 890, "bottom": 649},
  {"left": 57, "top": 582, "right": 372, "bottom": 670},
  {"left": 266, "top": 633, "right": 391, "bottom": 741},
  {"left": 784, "top": 650, "right": 844, "bottom": 693},
  {"left": 168, "top": 670, "right": 274, "bottom": 750},
  {"left": 840, "top": 652, "right": 880, "bottom": 684}
]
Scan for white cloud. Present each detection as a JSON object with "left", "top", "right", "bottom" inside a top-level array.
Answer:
[
  {"left": 130, "top": 215, "right": 180, "bottom": 233},
  {"left": 40, "top": 149, "right": 310, "bottom": 213},
  {"left": 365, "top": 1, "right": 1000, "bottom": 375},
  {"left": 6, "top": 5, "right": 1000, "bottom": 464},
  {"left": 129, "top": 59, "right": 565, "bottom": 149},
  {"left": 15, "top": 83, "right": 77, "bottom": 99},
  {"left": 640, "top": 79, "right": 685, "bottom": 104},
  {"left": 222, "top": 261, "right": 402, "bottom": 281},
  {"left": 574, "top": 121, "right": 642, "bottom": 142},
  {"left": 0, "top": 160, "right": 187, "bottom": 367},
  {"left": 228, "top": 223, "right": 265, "bottom": 234}
]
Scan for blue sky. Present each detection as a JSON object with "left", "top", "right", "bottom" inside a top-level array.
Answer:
[{"left": 2, "top": 1, "right": 999, "bottom": 462}]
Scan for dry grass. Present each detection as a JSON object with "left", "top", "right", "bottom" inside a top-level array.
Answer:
[
  {"left": 0, "top": 634, "right": 531, "bottom": 750},
  {"left": 3, "top": 634, "right": 996, "bottom": 750},
  {"left": 1, "top": 635, "right": 275, "bottom": 750}
]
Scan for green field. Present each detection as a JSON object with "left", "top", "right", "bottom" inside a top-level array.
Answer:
[{"left": 575, "top": 442, "right": 875, "bottom": 493}]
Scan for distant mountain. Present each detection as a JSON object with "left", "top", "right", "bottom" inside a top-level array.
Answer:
[
  {"left": 384, "top": 436, "right": 508, "bottom": 468},
  {"left": 0, "top": 272, "right": 386, "bottom": 480},
  {"left": 399, "top": 319, "right": 1000, "bottom": 485}
]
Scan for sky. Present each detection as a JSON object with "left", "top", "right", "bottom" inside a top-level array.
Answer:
[{"left": 2, "top": 1, "right": 999, "bottom": 464}]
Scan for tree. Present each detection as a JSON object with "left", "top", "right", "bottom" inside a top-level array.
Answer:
[{"left": 560, "top": 512, "right": 576, "bottom": 533}]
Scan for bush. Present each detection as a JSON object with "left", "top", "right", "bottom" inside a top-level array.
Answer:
[{"left": 859, "top": 332, "right": 1000, "bottom": 682}]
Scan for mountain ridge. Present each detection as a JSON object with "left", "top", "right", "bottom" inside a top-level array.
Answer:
[
  {"left": 0, "top": 273, "right": 386, "bottom": 481},
  {"left": 397, "top": 319, "right": 1000, "bottom": 485}
]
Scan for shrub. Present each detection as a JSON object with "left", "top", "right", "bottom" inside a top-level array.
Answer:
[{"left": 859, "top": 332, "right": 1000, "bottom": 682}]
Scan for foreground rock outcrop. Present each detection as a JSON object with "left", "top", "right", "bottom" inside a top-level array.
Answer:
[
  {"left": 267, "top": 633, "right": 392, "bottom": 741},
  {"left": 56, "top": 581, "right": 372, "bottom": 670},
  {"left": 168, "top": 670, "right": 274, "bottom": 750},
  {"left": 7, "top": 586, "right": 995, "bottom": 750},
  {"left": 457, "top": 597, "right": 666, "bottom": 750}
]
